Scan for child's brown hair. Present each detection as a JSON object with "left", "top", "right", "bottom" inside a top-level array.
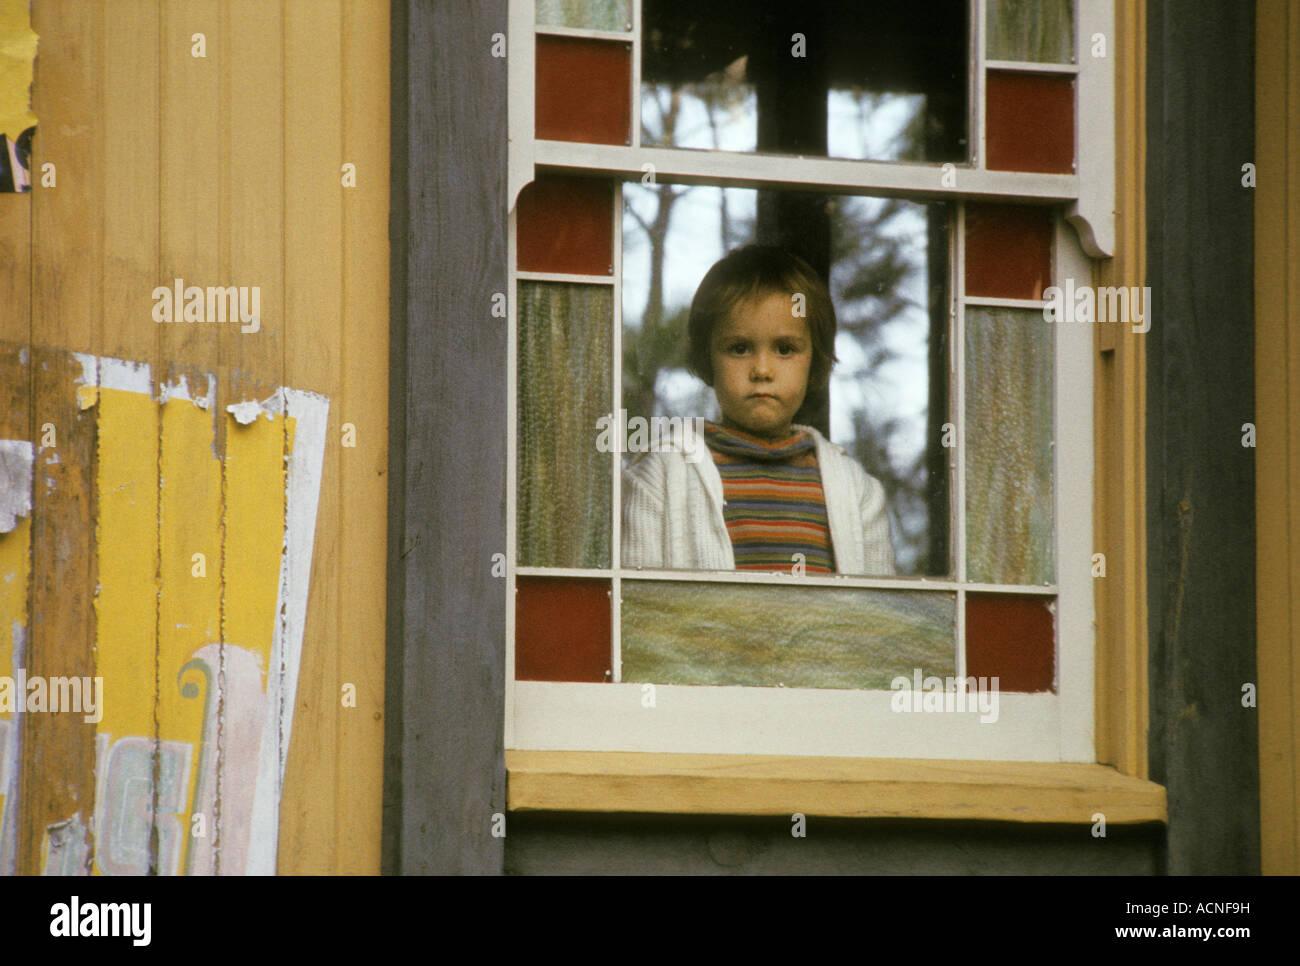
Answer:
[{"left": 686, "top": 245, "right": 837, "bottom": 393}]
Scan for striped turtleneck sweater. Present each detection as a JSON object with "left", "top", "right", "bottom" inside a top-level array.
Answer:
[{"left": 703, "top": 421, "right": 836, "bottom": 573}]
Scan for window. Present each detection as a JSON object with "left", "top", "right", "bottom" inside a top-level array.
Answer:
[{"left": 506, "top": 0, "right": 1111, "bottom": 762}]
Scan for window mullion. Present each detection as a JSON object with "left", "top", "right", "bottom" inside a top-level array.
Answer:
[
  {"left": 955, "top": 202, "right": 969, "bottom": 684},
  {"left": 611, "top": 182, "right": 624, "bottom": 683}
]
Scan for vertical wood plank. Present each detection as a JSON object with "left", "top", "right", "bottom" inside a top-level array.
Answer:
[
  {"left": 160, "top": 0, "right": 221, "bottom": 373},
  {"left": 0, "top": 0, "right": 35, "bottom": 877},
  {"left": 0, "top": 174, "right": 30, "bottom": 346},
  {"left": 98, "top": 0, "right": 164, "bottom": 879},
  {"left": 394, "top": 0, "right": 508, "bottom": 874},
  {"left": 1255, "top": 0, "right": 1300, "bottom": 876},
  {"left": 101, "top": 0, "right": 161, "bottom": 363},
  {"left": 1145, "top": 0, "right": 1259, "bottom": 874},
  {"left": 279, "top": 0, "right": 343, "bottom": 875},
  {"left": 158, "top": 0, "right": 224, "bottom": 877},
  {"left": 19, "top": 349, "right": 98, "bottom": 875},
  {"left": 1285, "top": 0, "right": 1300, "bottom": 879},
  {"left": 223, "top": 0, "right": 286, "bottom": 874},
  {"left": 20, "top": 0, "right": 105, "bottom": 876},
  {"left": 1093, "top": 0, "right": 1148, "bottom": 779},
  {"left": 333, "top": 0, "right": 389, "bottom": 876},
  {"left": 0, "top": 345, "right": 32, "bottom": 875}
]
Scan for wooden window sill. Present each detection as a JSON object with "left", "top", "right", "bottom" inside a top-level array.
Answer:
[{"left": 506, "top": 751, "right": 1168, "bottom": 824}]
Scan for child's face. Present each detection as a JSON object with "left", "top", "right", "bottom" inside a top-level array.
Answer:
[{"left": 709, "top": 291, "right": 812, "bottom": 439}]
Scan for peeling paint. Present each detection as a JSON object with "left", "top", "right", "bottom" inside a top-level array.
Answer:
[
  {"left": 159, "top": 372, "right": 215, "bottom": 410},
  {"left": 99, "top": 357, "right": 151, "bottom": 394},
  {"left": 226, "top": 400, "right": 265, "bottom": 425},
  {"left": 71, "top": 351, "right": 97, "bottom": 388},
  {"left": 42, "top": 812, "right": 91, "bottom": 875},
  {"left": 0, "top": 440, "right": 33, "bottom": 533}
]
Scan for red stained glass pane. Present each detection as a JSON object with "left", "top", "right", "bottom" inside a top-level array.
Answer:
[
  {"left": 536, "top": 34, "right": 631, "bottom": 145},
  {"left": 965, "top": 593, "right": 1055, "bottom": 693},
  {"left": 516, "top": 576, "right": 611, "bottom": 682},
  {"left": 985, "top": 70, "right": 1074, "bottom": 173},
  {"left": 964, "top": 203, "right": 1052, "bottom": 299},
  {"left": 516, "top": 176, "right": 614, "bottom": 275}
]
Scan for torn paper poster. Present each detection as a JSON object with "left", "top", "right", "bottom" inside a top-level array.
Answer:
[{"left": 0, "top": 0, "right": 37, "bottom": 193}]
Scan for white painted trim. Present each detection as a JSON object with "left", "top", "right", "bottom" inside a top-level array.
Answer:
[
  {"left": 1067, "top": 0, "right": 1115, "bottom": 257},
  {"left": 535, "top": 24, "right": 631, "bottom": 41},
  {"left": 534, "top": 141, "right": 1078, "bottom": 202},
  {"left": 512, "top": 682, "right": 1066, "bottom": 760},
  {"left": 630, "top": 0, "right": 642, "bottom": 150},
  {"left": 1053, "top": 215, "right": 1096, "bottom": 761},
  {"left": 964, "top": 295, "right": 1047, "bottom": 310},
  {"left": 516, "top": 270, "right": 615, "bottom": 285},
  {"left": 517, "top": 566, "right": 613, "bottom": 579},
  {"left": 516, "top": 565, "right": 1055, "bottom": 594},
  {"left": 974, "top": 0, "right": 986, "bottom": 169},
  {"left": 507, "top": 0, "right": 536, "bottom": 210},
  {"left": 963, "top": 581, "right": 1056, "bottom": 595},
  {"left": 505, "top": 206, "right": 519, "bottom": 746},
  {"left": 954, "top": 202, "right": 968, "bottom": 682},
  {"left": 505, "top": 0, "right": 1106, "bottom": 765},
  {"left": 985, "top": 59, "right": 1079, "bottom": 74},
  {"left": 611, "top": 182, "right": 624, "bottom": 682}
]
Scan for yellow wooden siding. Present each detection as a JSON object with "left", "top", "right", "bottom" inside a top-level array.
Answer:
[
  {"left": 1093, "top": 0, "right": 1149, "bottom": 779},
  {"left": 0, "top": 0, "right": 388, "bottom": 874},
  {"left": 1256, "top": 0, "right": 1300, "bottom": 877}
]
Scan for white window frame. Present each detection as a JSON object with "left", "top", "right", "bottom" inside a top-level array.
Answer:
[{"left": 505, "top": 0, "right": 1111, "bottom": 763}]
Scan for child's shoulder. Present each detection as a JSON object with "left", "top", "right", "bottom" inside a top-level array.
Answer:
[{"left": 796, "top": 425, "right": 886, "bottom": 494}]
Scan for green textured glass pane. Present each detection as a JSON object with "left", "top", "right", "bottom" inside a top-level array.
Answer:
[
  {"left": 536, "top": 0, "right": 631, "bottom": 31},
  {"left": 965, "top": 306, "right": 1055, "bottom": 585},
  {"left": 518, "top": 282, "right": 612, "bottom": 568},
  {"left": 986, "top": 0, "right": 1075, "bottom": 63},
  {"left": 621, "top": 582, "right": 955, "bottom": 689}
]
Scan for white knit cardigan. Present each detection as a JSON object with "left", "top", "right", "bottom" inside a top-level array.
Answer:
[{"left": 621, "top": 424, "right": 896, "bottom": 575}]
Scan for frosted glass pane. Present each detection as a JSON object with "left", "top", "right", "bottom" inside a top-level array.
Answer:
[
  {"left": 965, "top": 306, "right": 1054, "bottom": 585},
  {"left": 518, "top": 282, "right": 612, "bottom": 568},
  {"left": 537, "top": 0, "right": 631, "bottom": 31},
  {"left": 986, "top": 0, "right": 1075, "bottom": 64},
  {"left": 621, "top": 582, "right": 955, "bottom": 689}
]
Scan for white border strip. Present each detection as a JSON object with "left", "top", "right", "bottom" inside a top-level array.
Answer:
[
  {"left": 611, "top": 183, "right": 624, "bottom": 682},
  {"left": 505, "top": 206, "right": 520, "bottom": 746},
  {"left": 517, "top": 271, "right": 616, "bottom": 285},
  {"left": 535, "top": 24, "right": 631, "bottom": 41},
  {"left": 514, "top": 682, "right": 1064, "bottom": 760},
  {"left": 534, "top": 141, "right": 1079, "bottom": 202},
  {"left": 1067, "top": 0, "right": 1115, "bottom": 256},
  {"left": 516, "top": 566, "right": 1055, "bottom": 595},
  {"left": 964, "top": 295, "right": 1047, "bottom": 310},
  {"left": 985, "top": 59, "right": 1079, "bottom": 74},
  {"left": 954, "top": 203, "right": 968, "bottom": 681},
  {"left": 1053, "top": 215, "right": 1096, "bottom": 761},
  {"left": 247, "top": 388, "right": 329, "bottom": 875},
  {"left": 507, "top": 0, "right": 537, "bottom": 209}
]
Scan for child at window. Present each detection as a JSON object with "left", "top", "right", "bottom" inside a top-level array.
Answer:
[{"left": 622, "top": 245, "right": 896, "bottom": 575}]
